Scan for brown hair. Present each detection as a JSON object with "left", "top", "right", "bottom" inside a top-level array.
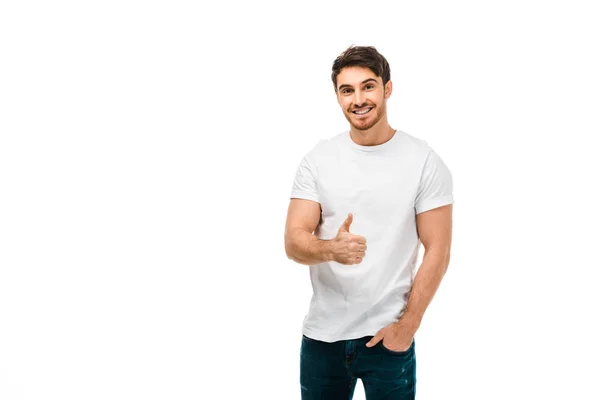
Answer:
[{"left": 331, "top": 45, "right": 391, "bottom": 92}]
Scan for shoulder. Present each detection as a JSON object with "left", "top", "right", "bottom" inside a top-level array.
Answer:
[
  {"left": 399, "top": 130, "right": 433, "bottom": 155},
  {"left": 395, "top": 130, "right": 438, "bottom": 170},
  {"left": 304, "top": 131, "right": 346, "bottom": 160}
]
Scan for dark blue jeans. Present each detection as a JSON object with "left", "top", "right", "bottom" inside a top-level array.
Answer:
[{"left": 300, "top": 334, "right": 416, "bottom": 400}]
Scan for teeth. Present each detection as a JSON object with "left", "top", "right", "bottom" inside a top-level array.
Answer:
[{"left": 354, "top": 108, "right": 372, "bottom": 115}]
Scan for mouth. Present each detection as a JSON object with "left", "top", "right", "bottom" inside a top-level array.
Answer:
[{"left": 351, "top": 107, "right": 374, "bottom": 116}]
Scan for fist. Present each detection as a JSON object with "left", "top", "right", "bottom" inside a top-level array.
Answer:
[{"left": 332, "top": 213, "right": 368, "bottom": 265}]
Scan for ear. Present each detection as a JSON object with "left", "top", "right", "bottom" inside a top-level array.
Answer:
[{"left": 384, "top": 80, "right": 393, "bottom": 99}]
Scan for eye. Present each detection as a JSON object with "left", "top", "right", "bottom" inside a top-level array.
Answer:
[{"left": 365, "top": 84, "right": 374, "bottom": 89}]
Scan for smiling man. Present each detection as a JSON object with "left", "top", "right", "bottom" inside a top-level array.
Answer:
[{"left": 284, "top": 45, "right": 454, "bottom": 399}]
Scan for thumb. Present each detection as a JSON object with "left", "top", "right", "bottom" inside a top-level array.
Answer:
[
  {"left": 366, "top": 331, "right": 384, "bottom": 347},
  {"left": 339, "top": 213, "right": 353, "bottom": 232}
]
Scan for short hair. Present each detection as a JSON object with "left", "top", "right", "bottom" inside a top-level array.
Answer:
[{"left": 331, "top": 45, "right": 391, "bottom": 92}]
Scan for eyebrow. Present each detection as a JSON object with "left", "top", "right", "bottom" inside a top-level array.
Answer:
[{"left": 338, "top": 78, "right": 378, "bottom": 91}]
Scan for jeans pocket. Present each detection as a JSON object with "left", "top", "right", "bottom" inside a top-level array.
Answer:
[{"left": 379, "top": 338, "right": 414, "bottom": 356}]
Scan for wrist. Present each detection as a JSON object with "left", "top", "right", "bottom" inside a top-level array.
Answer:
[
  {"left": 396, "top": 312, "right": 421, "bottom": 333},
  {"left": 320, "top": 239, "right": 335, "bottom": 262}
]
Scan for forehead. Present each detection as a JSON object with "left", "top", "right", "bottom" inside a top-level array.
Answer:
[{"left": 337, "top": 66, "right": 381, "bottom": 86}]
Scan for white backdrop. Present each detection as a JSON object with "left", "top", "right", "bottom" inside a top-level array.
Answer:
[{"left": 1, "top": 1, "right": 599, "bottom": 399}]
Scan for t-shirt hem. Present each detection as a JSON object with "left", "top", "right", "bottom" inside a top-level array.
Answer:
[
  {"left": 290, "top": 191, "right": 320, "bottom": 203},
  {"left": 415, "top": 194, "right": 454, "bottom": 214},
  {"left": 301, "top": 326, "right": 381, "bottom": 342}
]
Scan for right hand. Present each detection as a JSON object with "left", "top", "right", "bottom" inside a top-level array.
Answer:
[{"left": 331, "top": 213, "right": 367, "bottom": 265}]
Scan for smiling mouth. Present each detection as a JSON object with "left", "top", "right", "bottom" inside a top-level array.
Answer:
[{"left": 352, "top": 107, "right": 373, "bottom": 116}]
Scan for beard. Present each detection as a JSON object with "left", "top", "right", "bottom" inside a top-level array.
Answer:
[{"left": 344, "top": 103, "right": 386, "bottom": 131}]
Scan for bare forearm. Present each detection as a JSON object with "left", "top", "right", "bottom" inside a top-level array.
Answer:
[
  {"left": 398, "top": 250, "right": 450, "bottom": 330},
  {"left": 285, "top": 228, "right": 333, "bottom": 265}
]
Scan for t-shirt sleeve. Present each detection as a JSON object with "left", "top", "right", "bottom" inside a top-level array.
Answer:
[
  {"left": 414, "top": 149, "right": 454, "bottom": 214},
  {"left": 290, "top": 156, "right": 320, "bottom": 203}
]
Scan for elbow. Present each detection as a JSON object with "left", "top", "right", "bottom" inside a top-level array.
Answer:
[
  {"left": 284, "top": 234, "right": 296, "bottom": 261},
  {"left": 424, "top": 248, "right": 451, "bottom": 272},
  {"left": 442, "top": 253, "right": 451, "bottom": 273},
  {"left": 285, "top": 245, "right": 293, "bottom": 260}
]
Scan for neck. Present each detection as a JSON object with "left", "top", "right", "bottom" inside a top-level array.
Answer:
[{"left": 349, "top": 118, "right": 395, "bottom": 146}]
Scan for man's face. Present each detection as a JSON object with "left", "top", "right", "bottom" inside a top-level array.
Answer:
[{"left": 335, "top": 66, "right": 392, "bottom": 131}]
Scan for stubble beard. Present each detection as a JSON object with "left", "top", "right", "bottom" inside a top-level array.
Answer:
[{"left": 345, "top": 102, "right": 386, "bottom": 132}]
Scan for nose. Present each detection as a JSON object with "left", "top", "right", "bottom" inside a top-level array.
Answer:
[{"left": 353, "top": 90, "right": 365, "bottom": 108}]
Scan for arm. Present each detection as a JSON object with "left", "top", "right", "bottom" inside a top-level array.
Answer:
[
  {"left": 284, "top": 198, "right": 334, "bottom": 265},
  {"left": 396, "top": 204, "right": 453, "bottom": 332}
]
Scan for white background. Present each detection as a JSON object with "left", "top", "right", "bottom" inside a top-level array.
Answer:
[{"left": 1, "top": 1, "right": 599, "bottom": 399}]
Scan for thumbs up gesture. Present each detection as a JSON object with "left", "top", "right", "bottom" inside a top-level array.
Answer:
[{"left": 332, "top": 213, "right": 368, "bottom": 265}]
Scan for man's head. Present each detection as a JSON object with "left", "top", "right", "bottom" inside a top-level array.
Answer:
[{"left": 331, "top": 46, "right": 392, "bottom": 131}]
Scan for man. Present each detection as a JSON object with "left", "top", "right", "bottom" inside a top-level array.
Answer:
[{"left": 284, "top": 45, "right": 454, "bottom": 400}]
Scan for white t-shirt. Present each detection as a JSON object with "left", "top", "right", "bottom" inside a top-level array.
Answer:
[{"left": 290, "top": 129, "right": 454, "bottom": 342}]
